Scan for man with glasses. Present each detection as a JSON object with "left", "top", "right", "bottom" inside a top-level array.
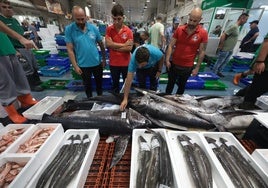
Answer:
[
  {"left": 65, "top": 6, "right": 106, "bottom": 98},
  {"left": 0, "top": 0, "right": 43, "bottom": 92},
  {"left": 105, "top": 4, "right": 133, "bottom": 93},
  {"left": 165, "top": 8, "right": 208, "bottom": 95}
]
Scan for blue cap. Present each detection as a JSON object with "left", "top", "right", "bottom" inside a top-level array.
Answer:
[{"left": 173, "top": 17, "right": 180, "bottom": 24}]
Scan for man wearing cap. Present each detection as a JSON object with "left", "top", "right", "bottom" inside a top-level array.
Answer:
[
  {"left": 240, "top": 20, "right": 259, "bottom": 52},
  {"left": 165, "top": 17, "right": 180, "bottom": 47}
]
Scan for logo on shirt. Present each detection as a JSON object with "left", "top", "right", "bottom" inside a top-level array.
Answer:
[
  {"left": 192, "top": 34, "right": 199, "bottom": 42},
  {"left": 122, "top": 33, "right": 128, "bottom": 40},
  {"left": 88, "top": 32, "right": 96, "bottom": 40}
]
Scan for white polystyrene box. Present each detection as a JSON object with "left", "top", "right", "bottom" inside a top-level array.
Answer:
[
  {"left": 252, "top": 149, "right": 268, "bottom": 175},
  {"left": 201, "top": 132, "right": 268, "bottom": 185},
  {"left": 27, "top": 129, "right": 99, "bottom": 188},
  {"left": 0, "top": 154, "right": 41, "bottom": 188},
  {"left": 255, "top": 96, "right": 268, "bottom": 110},
  {"left": 166, "top": 131, "right": 234, "bottom": 188},
  {"left": 254, "top": 112, "right": 268, "bottom": 129},
  {"left": 5, "top": 123, "right": 64, "bottom": 160},
  {"left": 130, "top": 129, "right": 180, "bottom": 188},
  {"left": 0, "top": 124, "right": 34, "bottom": 156},
  {"left": 22, "top": 96, "right": 63, "bottom": 120}
]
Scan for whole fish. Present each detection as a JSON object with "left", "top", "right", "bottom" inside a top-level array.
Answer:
[
  {"left": 109, "top": 135, "right": 130, "bottom": 169},
  {"left": 177, "top": 135, "right": 205, "bottom": 188},
  {"left": 136, "top": 136, "right": 151, "bottom": 188},
  {"left": 206, "top": 137, "right": 253, "bottom": 188},
  {"left": 220, "top": 138, "right": 268, "bottom": 188},
  {"left": 42, "top": 108, "right": 152, "bottom": 135},
  {"left": 145, "top": 135, "right": 161, "bottom": 188}
]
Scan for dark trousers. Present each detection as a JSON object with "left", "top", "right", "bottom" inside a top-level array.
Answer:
[
  {"left": 244, "top": 70, "right": 268, "bottom": 103},
  {"left": 80, "top": 64, "right": 103, "bottom": 98},
  {"left": 110, "top": 66, "right": 128, "bottom": 93},
  {"left": 165, "top": 64, "right": 193, "bottom": 95},
  {"left": 136, "top": 66, "right": 158, "bottom": 91}
]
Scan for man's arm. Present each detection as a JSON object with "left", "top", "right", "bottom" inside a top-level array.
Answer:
[
  {"left": 120, "top": 72, "right": 134, "bottom": 111},
  {"left": 165, "top": 37, "right": 176, "bottom": 70},
  {"left": 192, "top": 43, "right": 207, "bottom": 76},
  {"left": 66, "top": 42, "right": 82, "bottom": 75},
  {"left": 253, "top": 38, "right": 268, "bottom": 74},
  {"left": 217, "top": 32, "right": 227, "bottom": 50},
  {"left": 0, "top": 20, "right": 33, "bottom": 49},
  {"left": 97, "top": 40, "right": 106, "bottom": 67},
  {"left": 105, "top": 36, "right": 133, "bottom": 52}
]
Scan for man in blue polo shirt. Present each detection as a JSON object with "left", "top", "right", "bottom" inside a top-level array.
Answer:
[
  {"left": 120, "top": 44, "right": 164, "bottom": 110},
  {"left": 65, "top": 6, "right": 106, "bottom": 98}
]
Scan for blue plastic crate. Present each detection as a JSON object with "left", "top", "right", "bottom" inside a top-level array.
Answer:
[
  {"left": 46, "top": 57, "right": 70, "bottom": 68},
  {"left": 185, "top": 76, "right": 205, "bottom": 89},
  {"left": 198, "top": 72, "right": 219, "bottom": 80},
  {"left": 39, "top": 65, "right": 69, "bottom": 77},
  {"left": 66, "top": 80, "right": 84, "bottom": 91},
  {"left": 240, "top": 77, "right": 252, "bottom": 86},
  {"left": 55, "top": 39, "right": 66, "bottom": 46},
  {"left": 233, "top": 55, "right": 253, "bottom": 63}
]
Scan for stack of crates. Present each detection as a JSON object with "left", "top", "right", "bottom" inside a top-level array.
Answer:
[
  {"left": 55, "top": 35, "right": 68, "bottom": 57},
  {"left": 231, "top": 55, "right": 252, "bottom": 73},
  {"left": 32, "top": 50, "right": 50, "bottom": 67},
  {"left": 39, "top": 55, "right": 70, "bottom": 77},
  {"left": 198, "top": 72, "right": 227, "bottom": 90}
]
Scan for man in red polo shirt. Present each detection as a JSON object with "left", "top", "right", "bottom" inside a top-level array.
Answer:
[
  {"left": 165, "top": 7, "right": 208, "bottom": 94},
  {"left": 105, "top": 4, "right": 133, "bottom": 93}
]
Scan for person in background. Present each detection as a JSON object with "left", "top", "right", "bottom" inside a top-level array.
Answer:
[
  {"left": 240, "top": 20, "right": 259, "bottom": 53},
  {"left": 165, "top": 16, "right": 180, "bottom": 49},
  {"left": 22, "top": 19, "right": 40, "bottom": 47},
  {"left": 211, "top": 25, "right": 222, "bottom": 37},
  {"left": 238, "top": 33, "right": 268, "bottom": 110},
  {"left": 0, "top": 0, "right": 43, "bottom": 92},
  {"left": 120, "top": 44, "right": 164, "bottom": 110},
  {"left": 149, "top": 15, "right": 165, "bottom": 50},
  {"left": 65, "top": 6, "right": 106, "bottom": 98},
  {"left": 0, "top": 20, "right": 38, "bottom": 123},
  {"left": 165, "top": 8, "right": 208, "bottom": 95},
  {"left": 105, "top": 4, "right": 133, "bottom": 93},
  {"left": 212, "top": 13, "right": 249, "bottom": 77},
  {"left": 131, "top": 30, "right": 149, "bottom": 53}
]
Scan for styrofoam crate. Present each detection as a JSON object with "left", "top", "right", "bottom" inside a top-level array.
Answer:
[
  {"left": 254, "top": 112, "right": 268, "bottom": 129},
  {"left": 201, "top": 132, "right": 268, "bottom": 185},
  {"left": 255, "top": 95, "right": 268, "bottom": 110},
  {"left": 22, "top": 96, "right": 63, "bottom": 120},
  {"left": 5, "top": 123, "right": 64, "bottom": 160},
  {"left": 0, "top": 124, "right": 33, "bottom": 156},
  {"left": 166, "top": 131, "right": 233, "bottom": 188},
  {"left": 27, "top": 129, "right": 99, "bottom": 188},
  {"left": 130, "top": 129, "right": 180, "bottom": 188},
  {"left": 0, "top": 155, "right": 41, "bottom": 188},
  {"left": 252, "top": 149, "right": 268, "bottom": 174}
]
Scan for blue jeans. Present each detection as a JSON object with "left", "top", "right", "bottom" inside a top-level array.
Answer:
[{"left": 213, "top": 50, "right": 233, "bottom": 73}]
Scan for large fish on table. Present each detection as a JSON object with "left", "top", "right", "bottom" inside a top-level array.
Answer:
[
  {"left": 42, "top": 107, "right": 152, "bottom": 135},
  {"left": 132, "top": 88, "right": 256, "bottom": 131}
]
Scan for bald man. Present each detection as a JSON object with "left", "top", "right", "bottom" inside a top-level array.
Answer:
[
  {"left": 165, "top": 8, "right": 208, "bottom": 95},
  {"left": 65, "top": 6, "right": 106, "bottom": 98}
]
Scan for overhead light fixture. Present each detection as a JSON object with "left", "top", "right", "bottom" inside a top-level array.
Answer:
[
  {"left": 146, "top": 0, "right": 150, "bottom": 2},
  {"left": 112, "top": 0, "right": 116, "bottom": 4},
  {"left": 144, "top": 3, "right": 147, "bottom": 9}
]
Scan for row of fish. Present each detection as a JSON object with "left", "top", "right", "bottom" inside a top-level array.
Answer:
[
  {"left": 135, "top": 130, "right": 174, "bottom": 188},
  {"left": 206, "top": 136, "right": 268, "bottom": 188},
  {"left": 177, "top": 134, "right": 212, "bottom": 188},
  {"left": 36, "top": 134, "right": 91, "bottom": 188},
  {"left": 40, "top": 88, "right": 259, "bottom": 135}
]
